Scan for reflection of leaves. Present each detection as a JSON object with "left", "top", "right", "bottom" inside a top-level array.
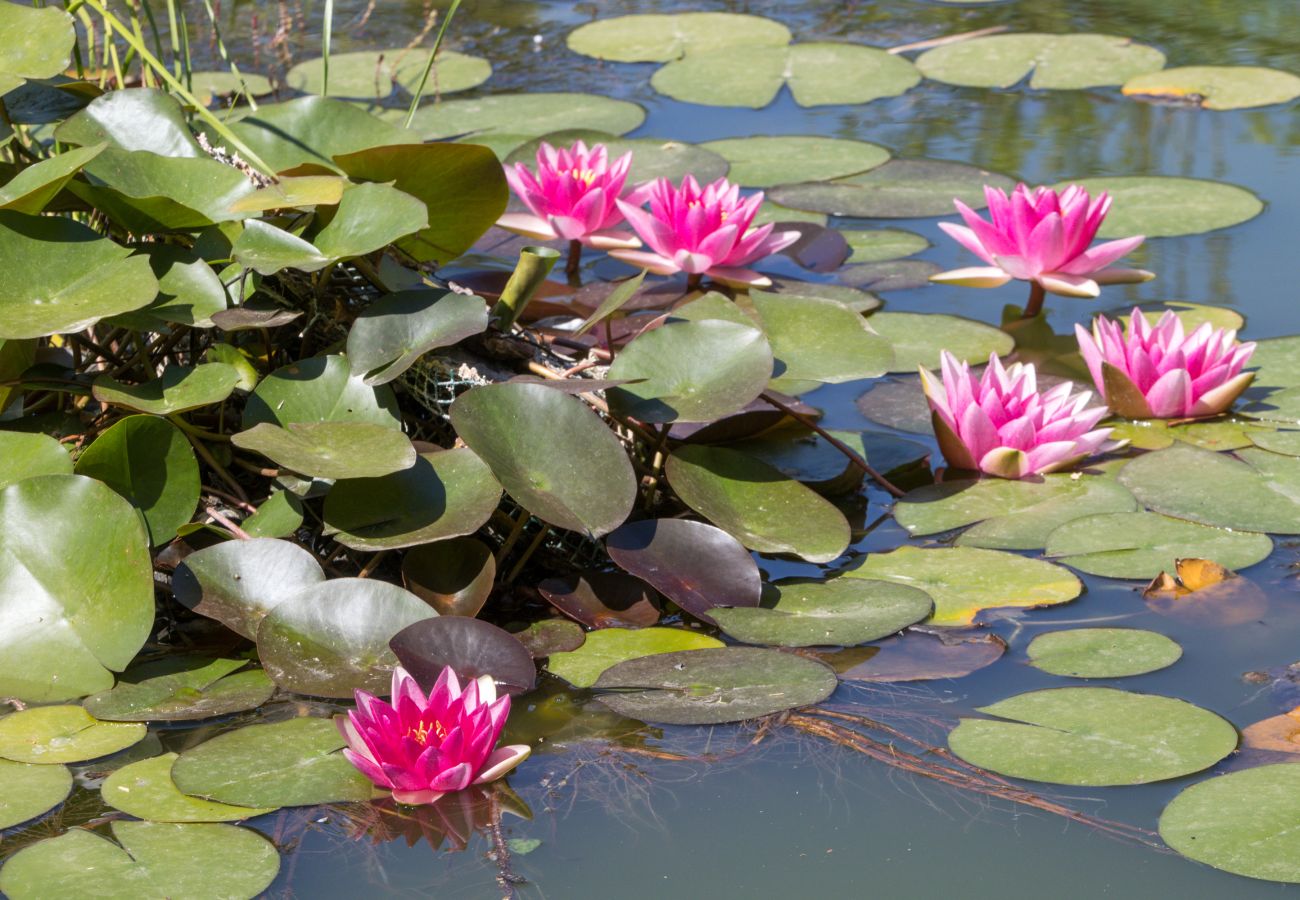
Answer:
[{"left": 341, "top": 784, "right": 531, "bottom": 852}]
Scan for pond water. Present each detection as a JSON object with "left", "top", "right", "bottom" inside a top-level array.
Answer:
[{"left": 5, "top": 0, "right": 1300, "bottom": 896}]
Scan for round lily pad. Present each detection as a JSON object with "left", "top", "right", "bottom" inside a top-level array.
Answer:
[
  {"left": 171, "top": 717, "right": 374, "bottom": 807},
  {"left": 232, "top": 421, "right": 416, "bottom": 480},
  {"left": 1250, "top": 335, "right": 1300, "bottom": 390},
  {"left": 103, "top": 753, "right": 278, "bottom": 822},
  {"left": 1045, "top": 511, "right": 1274, "bottom": 579},
  {"left": 844, "top": 545, "right": 1081, "bottom": 627},
  {"left": 835, "top": 629, "right": 1006, "bottom": 682},
  {"left": 1118, "top": 444, "right": 1300, "bottom": 534},
  {"left": 593, "top": 647, "right": 838, "bottom": 725},
  {"left": 0, "top": 759, "right": 71, "bottom": 829},
  {"left": 855, "top": 376, "right": 933, "bottom": 434},
  {"left": 513, "top": 619, "right": 585, "bottom": 658},
  {"left": 401, "top": 537, "right": 496, "bottom": 617},
  {"left": 286, "top": 49, "right": 489, "bottom": 98},
  {"left": 697, "top": 136, "right": 889, "bottom": 188},
  {"left": 346, "top": 289, "right": 488, "bottom": 386},
  {"left": 506, "top": 132, "right": 729, "bottom": 184},
  {"left": 607, "top": 320, "right": 773, "bottom": 424},
  {"left": 1246, "top": 388, "right": 1300, "bottom": 425},
  {"left": 83, "top": 658, "right": 275, "bottom": 722},
  {"left": 390, "top": 616, "right": 537, "bottom": 695},
  {"left": 868, "top": 311, "right": 1014, "bottom": 373},
  {"left": 1251, "top": 430, "right": 1300, "bottom": 456},
  {"left": 652, "top": 43, "right": 920, "bottom": 109},
  {"left": 1123, "top": 65, "right": 1300, "bottom": 110},
  {"left": 948, "top": 687, "right": 1238, "bottom": 785},
  {"left": 243, "top": 354, "right": 400, "bottom": 429},
  {"left": 0, "top": 2, "right": 75, "bottom": 83},
  {"left": 769, "top": 159, "right": 1018, "bottom": 219},
  {"left": 0, "top": 431, "right": 71, "bottom": 489},
  {"left": 190, "top": 71, "right": 273, "bottom": 103},
  {"left": 750, "top": 292, "right": 894, "bottom": 389},
  {"left": 567, "top": 12, "right": 790, "bottom": 62},
  {"left": 406, "top": 92, "right": 645, "bottom": 141},
  {"left": 840, "top": 259, "right": 942, "bottom": 292},
  {"left": 1026, "top": 629, "right": 1182, "bottom": 678},
  {"left": 537, "top": 570, "right": 659, "bottom": 629},
  {"left": 841, "top": 228, "right": 930, "bottom": 263},
  {"left": 711, "top": 577, "right": 932, "bottom": 648},
  {"left": 0, "top": 705, "right": 145, "bottom": 764},
  {"left": 547, "top": 627, "right": 723, "bottom": 689},
  {"left": 0, "top": 821, "right": 280, "bottom": 900},
  {"left": 894, "top": 474, "right": 1138, "bottom": 550},
  {"left": 92, "top": 363, "right": 240, "bottom": 415},
  {"left": 666, "top": 444, "right": 851, "bottom": 564},
  {"left": 1160, "top": 764, "right": 1300, "bottom": 883},
  {"left": 916, "top": 33, "right": 1165, "bottom": 90},
  {"left": 1052, "top": 175, "right": 1262, "bottom": 238}
]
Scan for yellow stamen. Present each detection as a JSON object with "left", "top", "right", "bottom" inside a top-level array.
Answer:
[
  {"left": 571, "top": 167, "right": 596, "bottom": 186},
  {"left": 408, "top": 719, "right": 448, "bottom": 746}
]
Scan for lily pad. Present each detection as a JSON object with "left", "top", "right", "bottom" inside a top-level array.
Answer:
[
  {"left": 750, "top": 292, "right": 894, "bottom": 390},
  {"left": 593, "top": 647, "right": 837, "bottom": 725},
  {"left": 226, "top": 96, "right": 419, "bottom": 173},
  {"left": 54, "top": 88, "right": 203, "bottom": 157},
  {"left": 1245, "top": 387, "right": 1300, "bottom": 424},
  {"left": 1160, "top": 764, "right": 1300, "bottom": 883},
  {"left": 840, "top": 259, "right": 942, "bottom": 292},
  {"left": 390, "top": 617, "right": 537, "bottom": 695},
  {"left": 255, "top": 578, "right": 436, "bottom": 698},
  {"left": 1118, "top": 444, "right": 1300, "bottom": 533},
  {"left": 652, "top": 43, "right": 920, "bottom": 109},
  {"left": 844, "top": 545, "right": 1081, "bottom": 627},
  {"left": 1052, "top": 176, "right": 1262, "bottom": 238},
  {"left": 607, "top": 320, "right": 773, "bottom": 424},
  {"left": 666, "top": 444, "right": 851, "bottom": 564},
  {"left": 243, "top": 354, "right": 401, "bottom": 430},
  {"left": 916, "top": 33, "right": 1165, "bottom": 89},
  {"left": 855, "top": 376, "right": 934, "bottom": 434},
  {"left": 93, "top": 364, "right": 241, "bottom": 415},
  {"left": 1026, "top": 628, "right": 1182, "bottom": 678},
  {"left": 0, "top": 821, "right": 280, "bottom": 900},
  {"left": 1249, "top": 335, "right": 1300, "bottom": 390},
  {"left": 728, "top": 427, "right": 913, "bottom": 496},
  {"left": 605, "top": 518, "right": 762, "bottom": 624},
  {"left": 71, "top": 148, "right": 257, "bottom": 231},
  {"left": 83, "top": 658, "right": 274, "bottom": 722},
  {"left": 190, "top": 70, "right": 274, "bottom": 103},
  {"left": 1045, "top": 511, "right": 1274, "bottom": 579},
  {"left": 566, "top": 13, "right": 791, "bottom": 63},
  {"left": 835, "top": 629, "right": 1006, "bottom": 682},
  {"left": 1123, "top": 65, "right": 1300, "bottom": 110},
  {"left": 506, "top": 133, "right": 729, "bottom": 184},
  {"left": 286, "top": 49, "right": 489, "bottom": 98},
  {"left": 348, "top": 289, "right": 487, "bottom": 385},
  {"left": 233, "top": 421, "right": 415, "bottom": 480},
  {"left": 0, "top": 143, "right": 104, "bottom": 214},
  {"left": 0, "top": 705, "right": 145, "bottom": 764},
  {"left": 171, "top": 717, "right": 373, "bottom": 807},
  {"left": 712, "top": 577, "right": 932, "bottom": 648},
  {"left": 867, "top": 311, "right": 1014, "bottom": 372},
  {"left": 841, "top": 228, "right": 930, "bottom": 263},
  {"left": 1250, "top": 430, "right": 1300, "bottom": 456},
  {"left": 241, "top": 490, "right": 304, "bottom": 538},
  {"left": 103, "top": 753, "right": 278, "bottom": 822},
  {"left": 115, "top": 244, "right": 229, "bottom": 329},
  {"left": 697, "top": 136, "right": 889, "bottom": 188},
  {"left": 537, "top": 571, "right": 660, "bottom": 629},
  {"left": 547, "top": 627, "right": 723, "bottom": 689},
  {"left": 450, "top": 382, "right": 636, "bottom": 537},
  {"left": 0, "top": 431, "right": 71, "bottom": 489},
  {"left": 401, "top": 537, "right": 496, "bottom": 617},
  {"left": 0, "top": 759, "right": 70, "bottom": 829},
  {"left": 770, "top": 159, "right": 1018, "bottom": 219},
  {"left": 948, "top": 687, "right": 1237, "bottom": 785},
  {"left": 0, "top": 474, "right": 153, "bottom": 702},
  {"left": 513, "top": 619, "right": 586, "bottom": 658},
  {"left": 0, "top": 2, "right": 75, "bottom": 83},
  {"left": 406, "top": 92, "right": 645, "bottom": 141},
  {"left": 895, "top": 475, "right": 1138, "bottom": 550}
]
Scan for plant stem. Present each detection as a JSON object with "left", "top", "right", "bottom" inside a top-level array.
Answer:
[
  {"left": 321, "top": 0, "right": 333, "bottom": 96},
  {"left": 402, "top": 0, "right": 463, "bottom": 129},
  {"left": 565, "top": 239, "right": 581, "bottom": 277},
  {"left": 1022, "top": 281, "right": 1046, "bottom": 319}
]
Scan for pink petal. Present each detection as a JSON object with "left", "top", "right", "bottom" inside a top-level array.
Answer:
[
  {"left": 938, "top": 222, "right": 997, "bottom": 265},
  {"left": 584, "top": 228, "right": 642, "bottom": 250},
  {"left": 392, "top": 788, "right": 446, "bottom": 806},
  {"left": 1058, "top": 234, "right": 1145, "bottom": 276},
  {"left": 1144, "top": 368, "right": 1194, "bottom": 417},
  {"left": 705, "top": 266, "right": 772, "bottom": 288},
  {"left": 473, "top": 745, "right": 533, "bottom": 784}
]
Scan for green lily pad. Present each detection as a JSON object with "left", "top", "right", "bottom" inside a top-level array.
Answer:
[
  {"left": 1160, "top": 764, "right": 1300, "bottom": 883},
  {"left": 256, "top": 578, "right": 436, "bottom": 698},
  {"left": 505, "top": 132, "right": 729, "bottom": 184},
  {"left": 173, "top": 538, "right": 326, "bottom": 640},
  {"left": 1250, "top": 430, "right": 1300, "bottom": 456},
  {"left": 567, "top": 12, "right": 791, "bottom": 62},
  {"left": 0, "top": 431, "right": 71, "bottom": 489},
  {"left": 948, "top": 687, "right": 1238, "bottom": 786},
  {"left": 54, "top": 88, "right": 203, "bottom": 157},
  {"left": 868, "top": 311, "right": 1014, "bottom": 372},
  {"left": 697, "top": 136, "right": 889, "bottom": 188},
  {"left": 754, "top": 202, "right": 827, "bottom": 227},
  {"left": 0, "top": 143, "right": 104, "bottom": 214},
  {"left": 241, "top": 490, "right": 304, "bottom": 538},
  {"left": 916, "top": 33, "right": 1164, "bottom": 89},
  {"left": 323, "top": 448, "right": 501, "bottom": 551},
  {"left": 113, "top": 243, "right": 230, "bottom": 330},
  {"left": 450, "top": 382, "right": 637, "bottom": 537},
  {"left": 840, "top": 228, "right": 930, "bottom": 263},
  {"left": 0, "top": 1, "right": 74, "bottom": 82},
  {"left": 171, "top": 717, "right": 375, "bottom": 806},
  {"left": 666, "top": 444, "right": 851, "bottom": 564},
  {"left": 1027, "top": 629, "right": 1182, "bottom": 678},
  {"left": 1245, "top": 387, "right": 1300, "bottom": 424},
  {"left": 547, "top": 627, "right": 723, "bottom": 688},
  {"left": 315, "top": 181, "right": 429, "bottom": 261},
  {"left": 651, "top": 43, "right": 921, "bottom": 109},
  {"left": 0, "top": 210, "right": 158, "bottom": 339},
  {"left": 844, "top": 545, "right": 1081, "bottom": 627},
  {"left": 712, "top": 577, "right": 932, "bottom": 648},
  {"left": 895, "top": 475, "right": 1138, "bottom": 550},
  {"left": 1045, "top": 510, "right": 1274, "bottom": 579},
  {"left": 1249, "top": 336, "right": 1300, "bottom": 391},
  {"left": 1123, "top": 65, "right": 1300, "bottom": 110},
  {"left": 232, "top": 421, "right": 416, "bottom": 480},
  {"left": 103, "top": 753, "right": 278, "bottom": 822},
  {"left": 1110, "top": 300, "right": 1246, "bottom": 333},
  {"left": 402, "top": 537, "right": 497, "bottom": 618},
  {"left": 855, "top": 376, "right": 934, "bottom": 434},
  {"left": 0, "top": 759, "right": 71, "bottom": 829},
  {"left": 83, "top": 658, "right": 275, "bottom": 722},
  {"left": 0, "top": 821, "right": 280, "bottom": 900},
  {"left": 749, "top": 292, "right": 894, "bottom": 391},
  {"left": 841, "top": 259, "right": 943, "bottom": 292},
  {"left": 1052, "top": 176, "right": 1262, "bottom": 238},
  {"left": 607, "top": 320, "right": 773, "bottom": 424},
  {"left": 93, "top": 364, "right": 241, "bottom": 415},
  {"left": 1118, "top": 443, "right": 1300, "bottom": 534},
  {"left": 226, "top": 96, "right": 419, "bottom": 173},
  {"left": 594, "top": 647, "right": 837, "bottom": 725},
  {"left": 286, "top": 49, "right": 489, "bottom": 98},
  {"left": 405, "top": 92, "right": 645, "bottom": 141},
  {"left": 770, "top": 159, "right": 1018, "bottom": 219},
  {"left": 243, "top": 354, "right": 401, "bottom": 429},
  {"left": 729, "top": 427, "right": 927, "bottom": 496},
  {"left": 0, "top": 705, "right": 145, "bottom": 764},
  {"left": 190, "top": 70, "right": 274, "bottom": 103},
  {"left": 229, "top": 220, "right": 330, "bottom": 274},
  {"left": 0, "top": 474, "right": 153, "bottom": 702},
  {"left": 71, "top": 148, "right": 257, "bottom": 231}
]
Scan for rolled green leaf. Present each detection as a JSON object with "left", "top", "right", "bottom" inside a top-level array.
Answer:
[{"left": 489, "top": 246, "right": 561, "bottom": 331}]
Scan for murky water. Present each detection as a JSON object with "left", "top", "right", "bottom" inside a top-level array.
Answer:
[{"left": 125, "top": 0, "right": 1300, "bottom": 894}]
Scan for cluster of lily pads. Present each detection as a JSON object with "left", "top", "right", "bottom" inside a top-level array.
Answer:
[{"left": 4, "top": 0, "right": 1300, "bottom": 894}]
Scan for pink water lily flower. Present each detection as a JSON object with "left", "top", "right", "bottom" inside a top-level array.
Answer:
[
  {"left": 1075, "top": 308, "right": 1256, "bottom": 419},
  {"left": 609, "top": 175, "right": 800, "bottom": 288},
  {"left": 497, "top": 140, "right": 642, "bottom": 255},
  {"left": 338, "top": 665, "right": 530, "bottom": 806},
  {"left": 931, "top": 184, "right": 1154, "bottom": 314},
  {"left": 920, "top": 351, "right": 1115, "bottom": 479}
]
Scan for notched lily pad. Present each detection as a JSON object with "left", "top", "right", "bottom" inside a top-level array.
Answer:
[
  {"left": 103, "top": 753, "right": 278, "bottom": 822},
  {"left": 916, "top": 33, "right": 1165, "bottom": 90},
  {"left": 547, "top": 627, "right": 723, "bottom": 689},
  {"left": 769, "top": 159, "right": 1017, "bottom": 219},
  {"left": 92, "top": 363, "right": 241, "bottom": 415},
  {"left": 867, "top": 311, "right": 1014, "bottom": 373},
  {"left": 566, "top": 12, "right": 791, "bottom": 63},
  {"left": 1123, "top": 65, "right": 1300, "bottom": 110},
  {"left": 538, "top": 570, "right": 660, "bottom": 629},
  {"left": 0, "top": 705, "right": 145, "bottom": 764},
  {"left": 83, "top": 657, "right": 275, "bottom": 722}
]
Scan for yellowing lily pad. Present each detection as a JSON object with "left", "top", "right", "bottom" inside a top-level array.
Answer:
[
  {"left": 1123, "top": 65, "right": 1300, "bottom": 110},
  {"left": 916, "top": 33, "right": 1165, "bottom": 90},
  {"left": 0, "top": 705, "right": 145, "bottom": 764},
  {"left": 547, "top": 627, "right": 723, "bottom": 688},
  {"left": 103, "top": 753, "right": 278, "bottom": 822}
]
